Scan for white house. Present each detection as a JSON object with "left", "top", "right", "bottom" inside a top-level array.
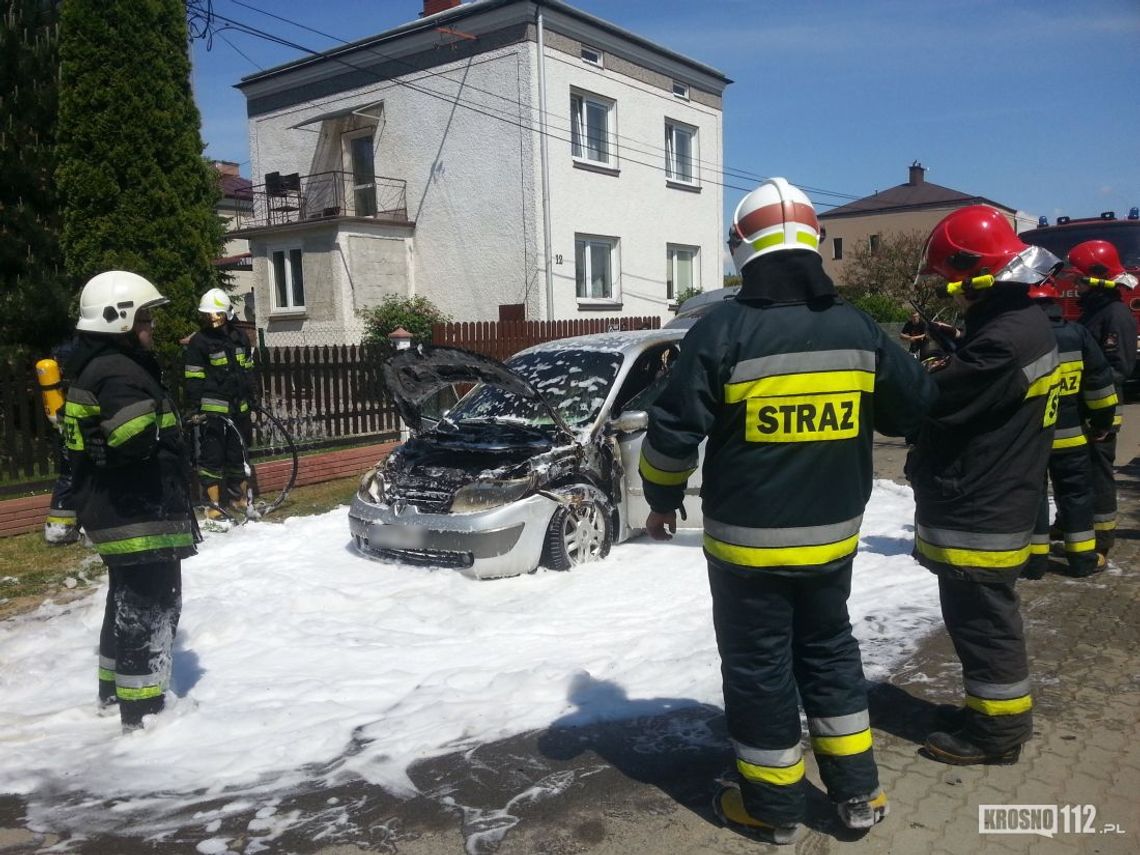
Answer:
[{"left": 234, "top": 0, "right": 729, "bottom": 345}]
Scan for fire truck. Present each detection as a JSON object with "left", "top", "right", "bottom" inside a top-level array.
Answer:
[{"left": 1019, "top": 207, "right": 1140, "bottom": 379}]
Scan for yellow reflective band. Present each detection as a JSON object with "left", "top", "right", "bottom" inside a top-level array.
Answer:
[
  {"left": 1112, "top": 414, "right": 1123, "bottom": 427},
  {"left": 916, "top": 539, "right": 1031, "bottom": 569},
  {"left": 209, "top": 355, "right": 229, "bottom": 366},
  {"left": 1025, "top": 366, "right": 1061, "bottom": 400},
  {"left": 45, "top": 515, "right": 75, "bottom": 525},
  {"left": 810, "top": 729, "right": 873, "bottom": 757},
  {"left": 725, "top": 369, "right": 875, "bottom": 403},
  {"left": 1085, "top": 394, "right": 1117, "bottom": 410},
  {"left": 64, "top": 400, "right": 101, "bottom": 418},
  {"left": 1094, "top": 520, "right": 1116, "bottom": 531},
  {"left": 638, "top": 455, "right": 694, "bottom": 486},
  {"left": 116, "top": 685, "right": 163, "bottom": 701},
  {"left": 736, "top": 757, "right": 805, "bottom": 786},
  {"left": 1064, "top": 538, "right": 1096, "bottom": 554},
  {"left": 749, "top": 231, "right": 787, "bottom": 252},
  {"left": 1057, "top": 363, "right": 1082, "bottom": 396},
  {"left": 202, "top": 402, "right": 229, "bottom": 413},
  {"left": 1029, "top": 542, "right": 1050, "bottom": 555},
  {"left": 965, "top": 694, "right": 1033, "bottom": 716},
  {"left": 107, "top": 412, "right": 157, "bottom": 448},
  {"left": 184, "top": 370, "right": 206, "bottom": 379},
  {"left": 96, "top": 533, "right": 195, "bottom": 555},
  {"left": 98, "top": 668, "right": 115, "bottom": 682},
  {"left": 705, "top": 532, "right": 859, "bottom": 568},
  {"left": 1052, "top": 434, "right": 1087, "bottom": 450},
  {"left": 796, "top": 231, "right": 819, "bottom": 248}
]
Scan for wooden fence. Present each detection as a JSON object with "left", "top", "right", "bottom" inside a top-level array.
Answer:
[{"left": 0, "top": 316, "right": 661, "bottom": 493}]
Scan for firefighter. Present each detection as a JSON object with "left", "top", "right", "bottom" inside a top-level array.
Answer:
[
  {"left": 639, "top": 178, "right": 935, "bottom": 842},
  {"left": 1024, "top": 280, "right": 1117, "bottom": 578},
  {"left": 1070, "top": 240, "right": 1138, "bottom": 563},
  {"left": 182, "top": 288, "right": 258, "bottom": 525},
  {"left": 62, "top": 270, "right": 197, "bottom": 731},
  {"left": 909, "top": 205, "right": 1061, "bottom": 765}
]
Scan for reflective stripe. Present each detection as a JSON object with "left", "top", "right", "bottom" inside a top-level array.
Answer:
[
  {"left": 103, "top": 400, "right": 158, "bottom": 448},
  {"left": 1029, "top": 542, "right": 1049, "bottom": 556},
  {"left": 737, "top": 757, "right": 806, "bottom": 786},
  {"left": 965, "top": 694, "right": 1033, "bottom": 716},
  {"left": 725, "top": 369, "right": 874, "bottom": 404},
  {"left": 209, "top": 350, "right": 229, "bottom": 366},
  {"left": 117, "top": 684, "right": 164, "bottom": 701},
  {"left": 199, "top": 467, "right": 224, "bottom": 480},
  {"left": 807, "top": 711, "right": 869, "bottom": 736},
  {"left": 1064, "top": 537, "right": 1096, "bottom": 554},
  {"left": 705, "top": 532, "right": 859, "bottom": 568},
  {"left": 201, "top": 397, "right": 230, "bottom": 414},
  {"left": 965, "top": 677, "right": 1031, "bottom": 700},
  {"left": 732, "top": 740, "right": 802, "bottom": 767},
  {"left": 641, "top": 439, "right": 698, "bottom": 473},
  {"left": 99, "top": 655, "right": 116, "bottom": 671},
  {"left": 1052, "top": 426, "right": 1086, "bottom": 450},
  {"left": 87, "top": 520, "right": 193, "bottom": 543},
  {"left": 1025, "top": 366, "right": 1061, "bottom": 400},
  {"left": 728, "top": 350, "right": 876, "bottom": 386},
  {"left": 64, "top": 399, "right": 101, "bottom": 419},
  {"left": 1022, "top": 349, "right": 1060, "bottom": 389},
  {"left": 237, "top": 353, "right": 255, "bottom": 368},
  {"left": 811, "top": 729, "right": 873, "bottom": 757},
  {"left": 917, "top": 538, "right": 1030, "bottom": 569},
  {"left": 46, "top": 509, "right": 76, "bottom": 521},
  {"left": 1083, "top": 385, "right": 1117, "bottom": 408},
  {"left": 1057, "top": 359, "right": 1082, "bottom": 397},
  {"left": 706, "top": 515, "right": 862, "bottom": 549},
  {"left": 1112, "top": 414, "right": 1123, "bottom": 427},
  {"left": 916, "top": 524, "right": 1030, "bottom": 551},
  {"left": 117, "top": 671, "right": 164, "bottom": 690},
  {"left": 96, "top": 533, "right": 195, "bottom": 556},
  {"left": 1093, "top": 518, "right": 1116, "bottom": 532},
  {"left": 732, "top": 741, "right": 805, "bottom": 786},
  {"left": 98, "top": 668, "right": 115, "bottom": 682}
]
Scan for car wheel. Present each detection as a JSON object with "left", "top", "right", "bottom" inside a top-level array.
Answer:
[{"left": 541, "top": 499, "right": 612, "bottom": 571}]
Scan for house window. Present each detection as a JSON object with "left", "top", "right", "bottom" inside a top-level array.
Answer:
[
  {"left": 672, "top": 81, "right": 689, "bottom": 100},
  {"left": 571, "top": 91, "right": 614, "bottom": 165},
  {"left": 666, "top": 244, "right": 698, "bottom": 301},
  {"left": 270, "top": 247, "right": 306, "bottom": 311},
  {"left": 580, "top": 46, "right": 603, "bottom": 66},
  {"left": 665, "top": 121, "right": 696, "bottom": 184},
  {"left": 869, "top": 234, "right": 881, "bottom": 255},
  {"left": 344, "top": 130, "right": 377, "bottom": 217},
  {"left": 833, "top": 237, "right": 844, "bottom": 261},
  {"left": 575, "top": 235, "right": 618, "bottom": 301}
]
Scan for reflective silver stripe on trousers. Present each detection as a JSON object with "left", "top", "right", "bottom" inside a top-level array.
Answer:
[
  {"left": 1030, "top": 533, "right": 1050, "bottom": 546},
  {"left": 728, "top": 349, "right": 876, "bottom": 384},
  {"left": 732, "top": 739, "right": 802, "bottom": 767},
  {"left": 116, "top": 672, "right": 165, "bottom": 690},
  {"left": 201, "top": 396, "right": 229, "bottom": 409},
  {"left": 640, "top": 438, "right": 697, "bottom": 473},
  {"left": 86, "top": 519, "right": 194, "bottom": 544},
  {"left": 99, "top": 655, "right": 116, "bottom": 671},
  {"left": 1064, "top": 530, "right": 1095, "bottom": 543},
  {"left": 807, "top": 711, "right": 869, "bottom": 736},
  {"left": 1053, "top": 426, "right": 1084, "bottom": 441},
  {"left": 915, "top": 524, "right": 1031, "bottom": 551},
  {"left": 1022, "top": 349, "right": 1059, "bottom": 384},
  {"left": 101, "top": 399, "right": 157, "bottom": 435},
  {"left": 184, "top": 363, "right": 205, "bottom": 373},
  {"left": 964, "top": 678, "right": 1031, "bottom": 700},
  {"left": 705, "top": 514, "right": 862, "bottom": 548},
  {"left": 1093, "top": 512, "right": 1116, "bottom": 524}
]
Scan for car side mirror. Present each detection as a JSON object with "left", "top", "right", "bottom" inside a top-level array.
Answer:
[{"left": 608, "top": 410, "right": 648, "bottom": 434}]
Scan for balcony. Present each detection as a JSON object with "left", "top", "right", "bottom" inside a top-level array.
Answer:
[{"left": 233, "top": 170, "right": 410, "bottom": 232}]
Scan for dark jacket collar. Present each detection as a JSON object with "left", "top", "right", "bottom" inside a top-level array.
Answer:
[{"left": 737, "top": 250, "right": 837, "bottom": 307}]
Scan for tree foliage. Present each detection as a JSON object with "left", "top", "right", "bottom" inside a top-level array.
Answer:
[
  {"left": 56, "top": 0, "right": 224, "bottom": 363},
  {"left": 359, "top": 295, "right": 451, "bottom": 351},
  {"left": 0, "top": 0, "right": 71, "bottom": 359},
  {"left": 839, "top": 230, "right": 929, "bottom": 320}
]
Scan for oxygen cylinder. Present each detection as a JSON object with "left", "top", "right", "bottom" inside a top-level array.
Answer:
[{"left": 35, "top": 358, "right": 65, "bottom": 425}]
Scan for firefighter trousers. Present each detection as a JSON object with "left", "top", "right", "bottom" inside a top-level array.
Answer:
[
  {"left": 198, "top": 412, "right": 251, "bottom": 494},
  {"left": 937, "top": 574, "right": 1032, "bottom": 752},
  {"left": 1030, "top": 448, "right": 1098, "bottom": 577},
  {"left": 98, "top": 560, "right": 182, "bottom": 727},
  {"left": 1087, "top": 433, "right": 1117, "bottom": 556},
  {"left": 708, "top": 558, "right": 877, "bottom": 827}
]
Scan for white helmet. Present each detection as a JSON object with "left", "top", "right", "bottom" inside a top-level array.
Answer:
[
  {"left": 197, "top": 287, "right": 234, "bottom": 317},
  {"left": 76, "top": 270, "right": 168, "bottom": 334},
  {"left": 729, "top": 177, "right": 821, "bottom": 273}
]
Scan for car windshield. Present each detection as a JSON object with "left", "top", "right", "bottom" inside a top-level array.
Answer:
[{"left": 445, "top": 349, "right": 623, "bottom": 430}]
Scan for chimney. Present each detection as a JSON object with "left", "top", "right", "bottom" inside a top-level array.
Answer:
[
  {"left": 908, "top": 160, "right": 926, "bottom": 186},
  {"left": 421, "top": 0, "right": 460, "bottom": 16},
  {"left": 212, "top": 160, "right": 240, "bottom": 177}
]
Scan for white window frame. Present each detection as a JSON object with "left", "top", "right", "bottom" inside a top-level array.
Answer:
[
  {"left": 575, "top": 234, "right": 620, "bottom": 304},
  {"left": 665, "top": 119, "right": 698, "bottom": 186},
  {"left": 268, "top": 245, "right": 306, "bottom": 315},
  {"left": 580, "top": 45, "right": 603, "bottom": 67},
  {"left": 571, "top": 90, "right": 616, "bottom": 167},
  {"left": 672, "top": 81, "right": 689, "bottom": 100},
  {"left": 666, "top": 244, "right": 699, "bottom": 302}
]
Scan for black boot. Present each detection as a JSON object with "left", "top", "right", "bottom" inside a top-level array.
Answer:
[
  {"left": 923, "top": 731, "right": 1021, "bottom": 766},
  {"left": 932, "top": 704, "right": 967, "bottom": 730}
]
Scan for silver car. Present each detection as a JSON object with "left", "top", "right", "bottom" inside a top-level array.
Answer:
[{"left": 348, "top": 329, "right": 703, "bottom": 579}]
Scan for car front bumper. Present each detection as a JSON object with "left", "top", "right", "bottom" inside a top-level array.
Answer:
[{"left": 348, "top": 492, "right": 559, "bottom": 579}]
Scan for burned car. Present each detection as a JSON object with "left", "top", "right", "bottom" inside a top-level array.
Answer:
[{"left": 348, "top": 329, "right": 702, "bottom": 578}]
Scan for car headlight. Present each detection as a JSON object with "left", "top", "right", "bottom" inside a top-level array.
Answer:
[
  {"left": 357, "top": 466, "right": 386, "bottom": 504},
  {"left": 450, "top": 473, "right": 536, "bottom": 513}
]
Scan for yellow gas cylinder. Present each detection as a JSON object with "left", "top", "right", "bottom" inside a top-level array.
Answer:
[{"left": 35, "top": 358, "right": 65, "bottom": 425}]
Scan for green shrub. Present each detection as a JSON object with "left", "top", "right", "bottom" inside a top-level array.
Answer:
[
  {"left": 359, "top": 295, "right": 451, "bottom": 349},
  {"left": 848, "top": 293, "right": 909, "bottom": 322}
]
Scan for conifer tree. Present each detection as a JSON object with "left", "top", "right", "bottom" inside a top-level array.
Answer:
[
  {"left": 56, "top": 0, "right": 224, "bottom": 360},
  {"left": 0, "top": 0, "right": 70, "bottom": 358}
]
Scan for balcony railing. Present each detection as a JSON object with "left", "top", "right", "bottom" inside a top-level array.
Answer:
[{"left": 235, "top": 170, "right": 409, "bottom": 231}]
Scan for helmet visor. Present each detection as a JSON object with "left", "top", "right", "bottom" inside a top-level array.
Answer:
[{"left": 994, "top": 245, "right": 1062, "bottom": 285}]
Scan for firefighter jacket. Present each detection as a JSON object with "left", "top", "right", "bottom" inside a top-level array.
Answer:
[
  {"left": 639, "top": 250, "right": 936, "bottom": 575},
  {"left": 1078, "top": 289, "right": 1136, "bottom": 429},
  {"left": 62, "top": 334, "right": 197, "bottom": 567},
  {"left": 1042, "top": 303, "right": 1117, "bottom": 452},
  {"left": 909, "top": 289, "right": 1059, "bottom": 583},
  {"left": 183, "top": 325, "right": 257, "bottom": 417}
]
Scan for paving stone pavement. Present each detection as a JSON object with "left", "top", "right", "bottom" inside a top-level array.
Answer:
[{"left": 2, "top": 413, "right": 1138, "bottom": 854}]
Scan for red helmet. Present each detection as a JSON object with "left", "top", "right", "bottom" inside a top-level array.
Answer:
[
  {"left": 920, "top": 206, "right": 1028, "bottom": 282},
  {"left": 1068, "top": 240, "right": 1126, "bottom": 280},
  {"left": 1027, "top": 279, "right": 1059, "bottom": 300}
]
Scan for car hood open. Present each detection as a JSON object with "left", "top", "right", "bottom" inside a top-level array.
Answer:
[{"left": 383, "top": 343, "right": 575, "bottom": 437}]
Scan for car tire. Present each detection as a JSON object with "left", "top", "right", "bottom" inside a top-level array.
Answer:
[{"left": 541, "top": 498, "right": 612, "bottom": 571}]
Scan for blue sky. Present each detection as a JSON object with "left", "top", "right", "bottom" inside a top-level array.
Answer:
[{"left": 191, "top": 0, "right": 1140, "bottom": 224}]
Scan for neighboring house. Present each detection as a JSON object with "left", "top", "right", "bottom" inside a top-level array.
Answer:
[
  {"left": 818, "top": 161, "right": 1036, "bottom": 286},
  {"left": 233, "top": 0, "right": 729, "bottom": 346},
  {"left": 212, "top": 160, "right": 255, "bottom": 320}
]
